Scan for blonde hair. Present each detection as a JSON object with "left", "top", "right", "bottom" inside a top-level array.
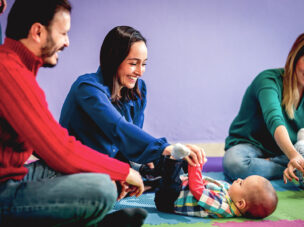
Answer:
[{"left": 282, "top": 33, "right": 304, "bottom": 119}]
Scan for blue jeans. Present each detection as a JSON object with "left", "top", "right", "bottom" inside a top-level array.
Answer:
[
  {"left": 0, "top": 160, "right": 117, "bottom": 226},
  {"left": 223, "top": 143, "right": 290, "bottom": 181}
]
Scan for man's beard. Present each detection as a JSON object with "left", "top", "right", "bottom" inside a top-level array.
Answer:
[{"left": 41, "top": 33, "right": 64, "bottom": 68}]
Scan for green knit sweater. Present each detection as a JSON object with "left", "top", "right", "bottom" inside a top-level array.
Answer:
[{"left": 225, "top": 68, "right": 304, "bottom": 156}]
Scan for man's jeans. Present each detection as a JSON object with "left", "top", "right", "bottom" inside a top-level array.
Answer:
[{"left": 0, "top": 160, "right": 117, "bottom": 226}]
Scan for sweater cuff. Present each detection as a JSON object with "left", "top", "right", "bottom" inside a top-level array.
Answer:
[
  {"left": 113, "top": 161, "right": 130, "bottom": 181},
  {"left": 269, "top": 120, "right": 285, "bottom": 137}
]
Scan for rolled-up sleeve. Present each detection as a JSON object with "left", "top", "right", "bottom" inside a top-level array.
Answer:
[{"left": 256, "top": 79, "right": 285, "bottom": 136}]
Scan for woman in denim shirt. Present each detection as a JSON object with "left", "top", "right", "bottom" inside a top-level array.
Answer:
[{"left": 60, "top": 26, "right": 203, "bottom": 179}]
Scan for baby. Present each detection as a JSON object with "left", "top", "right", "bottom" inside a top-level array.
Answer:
[{"left": 155, "top": 144, "right": 278, "bottom": 219}]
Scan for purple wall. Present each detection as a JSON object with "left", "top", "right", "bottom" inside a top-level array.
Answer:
[{"left": 1, "top": 0, "right": 304, "bottom": 143}]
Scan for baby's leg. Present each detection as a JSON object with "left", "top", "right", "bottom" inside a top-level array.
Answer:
[
  {"left": 154, "top": 157, "right": 184, "bottom": 213},
  {"left": 171, "top": 143, "right": 191, "bottom": 159},
  {"left": 294, "top": 140, "right": 304, "bottom": 189}
]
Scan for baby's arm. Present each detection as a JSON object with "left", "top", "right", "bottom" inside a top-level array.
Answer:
[
  {"left": 172, "top": 143, "right": 209, "bottom": 200},
  {"left": 188, "top": 164, "right": 205, "bottom": 200},
  {"left": 188, "top": 152, "right": 208, "bottom": 201}
]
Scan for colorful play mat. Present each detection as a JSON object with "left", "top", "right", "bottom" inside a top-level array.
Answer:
[{"left": 114, "top": 157, "right": 304, "bottom": 227}]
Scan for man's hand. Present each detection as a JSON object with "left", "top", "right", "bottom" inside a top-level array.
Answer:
[
  {"left": 125, "top": 168, "right": 144, "bottom": 197},
  {"left": 283, "top": 154, "right": 304, "bottom": 183},
  {"left": 115, "top": 181, "right": 138, "bottom": 201},
  {"left": 146, "top": 162, "right": 154, "bottom": 169}
]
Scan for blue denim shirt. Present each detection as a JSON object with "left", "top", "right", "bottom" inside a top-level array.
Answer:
[{"left": 60, "top": 68, "right": 169, "bottom": 163}]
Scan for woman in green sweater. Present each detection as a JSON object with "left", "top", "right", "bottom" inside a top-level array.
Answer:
[{"left": 224, "top": 34, "right": 304, "bottom": 187}]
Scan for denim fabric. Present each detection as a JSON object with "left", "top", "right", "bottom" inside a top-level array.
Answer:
[
  {"left": 59, "top": 68, "right": 169, "bottom": 164},
  {"left": 223, "top": 143, "right": 288, "bottom": 181},
  {"left": 0, "top": 160, "right": 117, "bottom": 226}
]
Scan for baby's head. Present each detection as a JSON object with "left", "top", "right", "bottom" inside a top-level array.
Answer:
[{"left": 228, "top": 175, "right": 278, "bottom": 219}]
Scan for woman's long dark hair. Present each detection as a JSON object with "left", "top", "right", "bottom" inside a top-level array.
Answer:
[{"left": 99, "top": 26, "right": 146, "bottom": 103}]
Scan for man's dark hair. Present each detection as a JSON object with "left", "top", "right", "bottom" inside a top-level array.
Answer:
[
  {"left": 6, "top": 0, "right": 71, "bottom": 40},
  {"left": 99, "top": 26, "right": 147, "bottom": 103}
]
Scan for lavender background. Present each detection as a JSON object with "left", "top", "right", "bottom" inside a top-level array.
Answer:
[{"left": 1, "top": 0, "right": 304, "bottom": 144}]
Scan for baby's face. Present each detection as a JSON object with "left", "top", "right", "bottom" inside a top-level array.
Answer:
[{"left": 228, "top": 175, "right": 263, "bottom": 202}]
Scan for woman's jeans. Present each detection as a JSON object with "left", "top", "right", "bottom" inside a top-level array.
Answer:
[
  {"left": 223, "top": 143, "right": 295, "bottom": 181},
  {"left": 0, "top": 160, "right": 117, "bottom": 226}
]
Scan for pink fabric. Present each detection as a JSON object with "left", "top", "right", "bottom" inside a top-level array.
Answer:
[{"left": 213, "top": 220, "right": 304, "bottom": 227}]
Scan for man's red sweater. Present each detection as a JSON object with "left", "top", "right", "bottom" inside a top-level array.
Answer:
[{"left": 0, "top": 38, "right": 130, "bottom": 182}]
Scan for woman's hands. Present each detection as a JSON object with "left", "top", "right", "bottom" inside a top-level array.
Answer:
[
  {"left": 283, "top": 153, "right": 304, "bottom": 183},
  {"left": 184, "top": 144, "right": 205, "bottom": 166},
  {"left": 163, "top": 144, "right": 205, "bottom": 166},
  {"left": 274, "top": 125, "right": 304, "bottom": 183}
]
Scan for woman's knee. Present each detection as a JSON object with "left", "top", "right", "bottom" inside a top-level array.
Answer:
[{"left": 223, "top": 146, "right": 252, "bottom": 180}]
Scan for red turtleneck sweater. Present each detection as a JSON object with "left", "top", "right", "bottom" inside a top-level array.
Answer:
[{"left": 0, "top": 38, "right": 130, "bottom": 182}]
